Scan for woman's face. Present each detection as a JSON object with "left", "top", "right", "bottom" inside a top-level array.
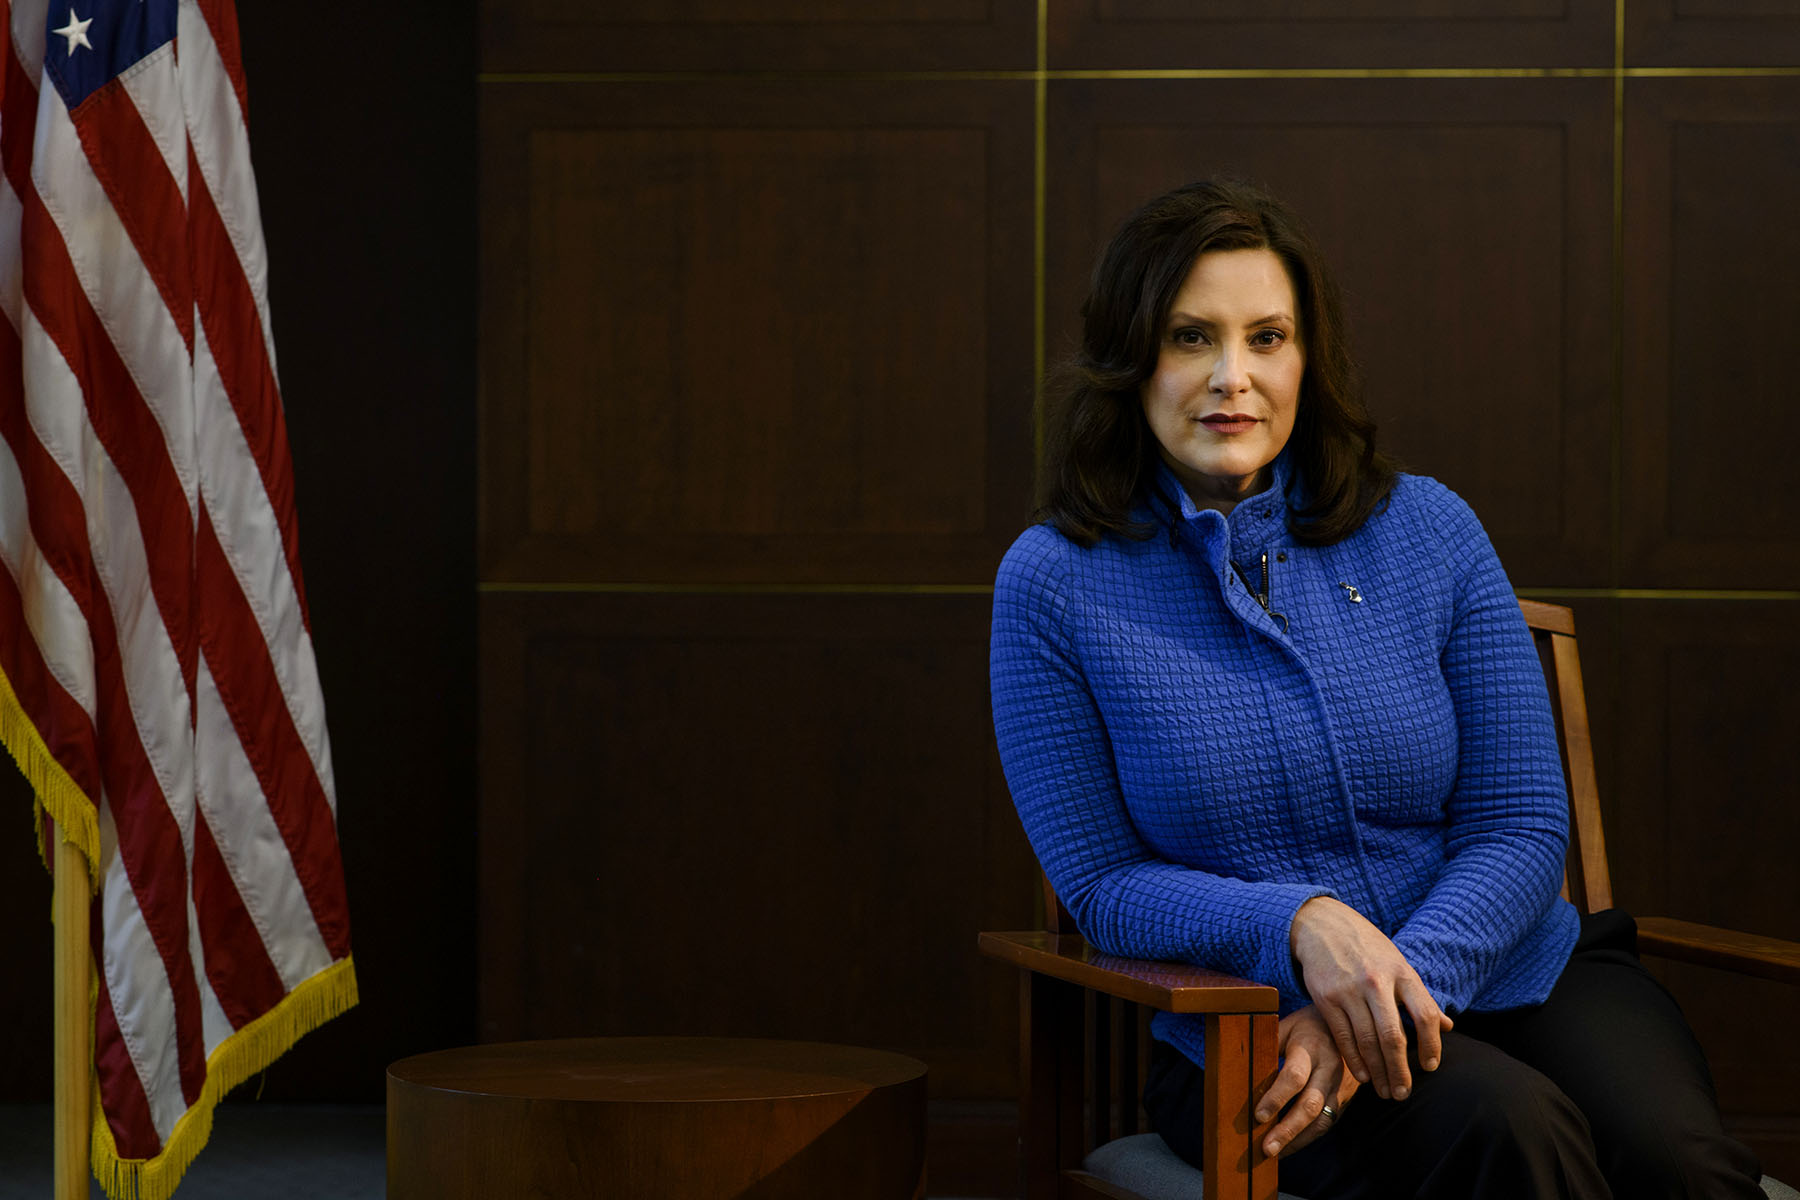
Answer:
[{"left": 1139, "top": 247, "right": 1303, "bottom": 515}]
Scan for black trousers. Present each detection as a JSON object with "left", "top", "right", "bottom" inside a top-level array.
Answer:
[{"left": 1144, "top": 911, "right": 1765, "bottom": 1199}]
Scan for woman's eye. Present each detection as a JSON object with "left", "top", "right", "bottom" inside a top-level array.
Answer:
[
  {"left": 1173, "top": 328, "right": 1206, "bottom": 347},
  {"left": 1252, "top": 329, "right": 1285, "bottom": 348}
]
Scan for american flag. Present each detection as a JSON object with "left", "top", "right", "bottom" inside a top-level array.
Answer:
[{"left": 0, "top": 1, "right": 355, "bottom": 1194}]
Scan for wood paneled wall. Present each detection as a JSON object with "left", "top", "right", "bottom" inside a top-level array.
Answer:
[{"left": 478, "top": 4, "right": 1800, "bottom": 1192}]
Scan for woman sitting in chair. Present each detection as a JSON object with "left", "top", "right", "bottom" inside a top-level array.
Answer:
[{"left": 988, "top": 178, "right": 1765, "bottom": 1199}]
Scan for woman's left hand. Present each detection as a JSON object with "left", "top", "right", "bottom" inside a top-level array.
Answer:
[{"left": 1254, "top": 1004, "right": 1360, "bottom": 1159}]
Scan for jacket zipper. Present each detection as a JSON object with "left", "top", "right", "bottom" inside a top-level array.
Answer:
[{"left": 1233, "top": 552, "right": 1289, "bottom": 634}]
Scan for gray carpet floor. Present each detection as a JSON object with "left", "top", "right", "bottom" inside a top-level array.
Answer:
[
  {"left": 0, "top": 1103, "right": 385, "bottom": 1200},
  {"left": 0, "top": 1103, "right": 987, "bottom": 1198}
]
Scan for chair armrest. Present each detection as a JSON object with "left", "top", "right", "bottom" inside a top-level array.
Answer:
[
  {"left": 978, "top": 930, "right": 1279, "bottom": 1014},
  {"left": 1635, "top": 916, "right": 1800, "bottom": 985}
]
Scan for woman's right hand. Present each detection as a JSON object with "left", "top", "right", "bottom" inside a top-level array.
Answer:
[
  {"left": 1289, "top": 896, "right": 1453, "bottom": 1101},
  {"left": 1254, "top": 1005, "right": 1358, "bottom": 1159}
]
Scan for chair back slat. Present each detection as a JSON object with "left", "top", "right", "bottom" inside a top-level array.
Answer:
[
  {"left": 1087, "top": 992, "right": 1112, "bottom": 1149},
  {"left": 1115, "top": 1001, "right": 1142, "bottom": 1138},
  {"left": 1519, "top": 600, "right": 1614, "bottom": 914},
  {"left": 1042, "top": 871, "right": 1076, "bottom": 935}
]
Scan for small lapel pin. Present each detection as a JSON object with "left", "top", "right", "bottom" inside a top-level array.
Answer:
[{"left": 1338, "top": 582, "right": 1363, "bottom": 603}]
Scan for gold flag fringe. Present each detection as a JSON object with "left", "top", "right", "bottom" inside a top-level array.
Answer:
[
  {"left": 5, "top": 666, "right": 361, "bottom": 1198},
  {"left": 0, "top": 662, "right": 100, "bottom": 879},
  {"left": 90, "top": 956, "right": 361, "bottom": 1200}
]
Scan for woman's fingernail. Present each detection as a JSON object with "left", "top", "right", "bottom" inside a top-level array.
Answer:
[
  {"left": 1424, "top": 1057, "right": 1439, "bottom": 1070},
  {"left": 1353, "top": 1068, "right": 1369, "bottom": 1082},
  {"left": 1393, "top": 1085, "right": 1409, "bottom": 1100},
  {"left": 1264, "top": 1139, "right": 1281, "bottom": 1157},
  {"left": 1255, "top": 1108, "right": 1270, "bottom": 1123}
]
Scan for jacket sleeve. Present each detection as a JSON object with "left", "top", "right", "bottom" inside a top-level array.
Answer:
[
  {"left": 990, "top": 532, "right": 1329, "bottom": 1010},
  {"left": 1389, "top": 489, "right": 1572, "bottom": 1013}
]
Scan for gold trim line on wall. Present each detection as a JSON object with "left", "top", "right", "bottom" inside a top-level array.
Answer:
[
  {"left": 1033, "top": 0, "right": 1048, "bottom": 477},
  {"left": 477, "top": 584, "right": 1800, "bottom": 601},
  {"left": 476, "top": 68, "right": 1800, "bottom": 85},
  {"left": 1516, "top": 589, "right": 1800, "bottom": 602},
  {"left": 477, "top": 582, "right": 997, "bottom": 596},
  {"left": 1610, "top": 0, "right": 1625, "bottom": 589}
]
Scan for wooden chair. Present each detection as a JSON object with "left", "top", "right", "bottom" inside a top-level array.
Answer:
[{"left": 980, "top": 599, "right": 1800, "bottom": 1200}]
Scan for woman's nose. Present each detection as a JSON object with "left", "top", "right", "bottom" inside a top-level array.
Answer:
[{"left": 1209, "top": 347, "right": 1250, "bottom": 394}]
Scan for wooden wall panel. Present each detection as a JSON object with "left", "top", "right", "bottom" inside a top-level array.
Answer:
[
  {"left": 1626, "top": 0, "right": 1800, "bottom": 65},
  {"left": 1049, "top": 0, "right": 1613, "bottom": 68},
  {"left": 481, "top": 0, "right": 1036, "bottom": 73},
  {"left": 1047, "top": 79, "right": 1614, "bottom": 585},
  {"left": 478, "top": 592, "right": 1036, "bottom": 1098},
  {"left": 481, "top": 81, "right": 1034, "bottom": 584},
  {"left": 1623, "top": 79, "right": 1800, "bottom": 587},
  {"left": 522, "top": 126, "right": 989, "bottom": 539},
  {"left": 1610, "top": 601, "right": 1800, "bottom": 1151}
]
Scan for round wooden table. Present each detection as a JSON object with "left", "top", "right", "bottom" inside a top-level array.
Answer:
[{"left": 387, "top": 1037, "right": 927, "bottom": 1199}]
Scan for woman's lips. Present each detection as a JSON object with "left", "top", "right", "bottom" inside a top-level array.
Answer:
[{"left": 1198, "top": 414, "right": 1258, "bottom": 435}]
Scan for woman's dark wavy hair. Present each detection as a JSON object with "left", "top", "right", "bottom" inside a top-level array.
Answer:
[{"left": 1040, "top": 178, "right": 1396, "bottom": 547}]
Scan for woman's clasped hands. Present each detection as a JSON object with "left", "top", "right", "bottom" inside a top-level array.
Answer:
[{"left": 1256, "top": 896, "right": 1456, "bottom": 1158}]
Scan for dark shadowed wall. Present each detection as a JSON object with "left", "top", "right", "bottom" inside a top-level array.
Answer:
[{"left": 231, "top": 0, "right": 480, "bottom": 1101}]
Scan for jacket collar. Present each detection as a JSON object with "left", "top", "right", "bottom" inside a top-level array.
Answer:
[{"left": 1153, "top": 449, "right": 1298, "bottom": 562}]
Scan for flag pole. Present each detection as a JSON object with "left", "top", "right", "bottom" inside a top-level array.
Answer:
[{"left": 53, "top": 825, "right": 91, "bottom": 1200}]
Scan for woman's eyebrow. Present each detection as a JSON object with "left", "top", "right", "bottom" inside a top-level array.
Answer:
[{"left": 1166, "top": 311, "right": 1294, "bottom": 326}]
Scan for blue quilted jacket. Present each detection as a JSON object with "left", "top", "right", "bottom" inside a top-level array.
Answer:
[{"left": 989, "top": 455, "right": 1580, "bottom": 1067}]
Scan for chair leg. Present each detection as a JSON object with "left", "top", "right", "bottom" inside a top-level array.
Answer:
[
  {"left": 1203, "top": 1013, "right": 1281, "bottom": 1200},
  {"left": 1250, "top": 1013, "right": 1279, "bottom": 1200},
  {"left": 1021, "top": 970, "right": 1084, "bottom": 1200}
]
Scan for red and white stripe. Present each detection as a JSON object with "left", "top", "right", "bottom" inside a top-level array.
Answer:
[{"left": 0, "top": 0, "right": 351, "bottom": 1175}]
